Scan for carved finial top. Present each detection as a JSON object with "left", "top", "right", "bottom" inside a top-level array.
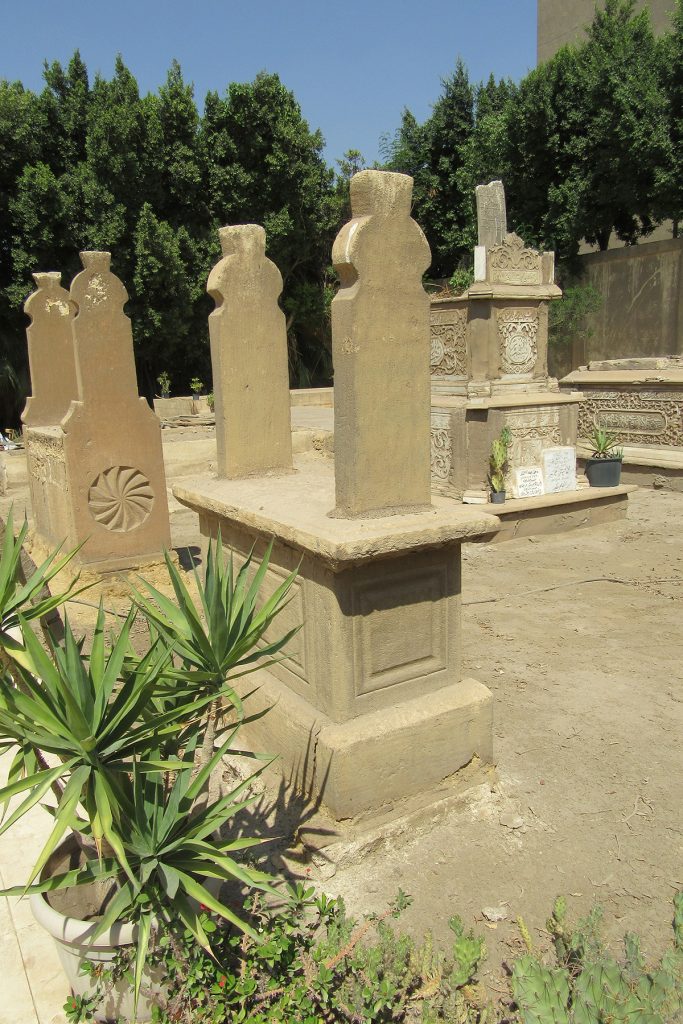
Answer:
[
  {"left": 218, "top": 224, "right": 266, "bottom": 259},
  {"left": 79, "top": 251, "right": 112, "bottom": 272},
  {"left": 24, "top": 271, "right": 73, "bottom": 319},
  {"left": 208, "top": 224, "right": 283, "bottom": 310},
  {"left": 349, "top": 169, "right": 413, "bottom": 219},
  {"left": 70, "top": 250, "right": 128, "bottom": 311},
  {"left": 32, "top": 271, "right": 63, "bottom": 290}
]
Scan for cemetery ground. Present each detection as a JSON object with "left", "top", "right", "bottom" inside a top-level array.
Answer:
[{"left": 0, "top": 426, "right": 681, "bottom": 1021}]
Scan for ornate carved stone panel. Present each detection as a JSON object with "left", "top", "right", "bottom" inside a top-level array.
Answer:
[
  {"left": 488, "top": 233, "right": 542, "bottom": 285},
  {"left": 430, "top": 308, "right": 467, "bottom": 379},
  {"left": 430, "top": 413, "right": 453, "bottom": 483},
  {"left": 505, "top": 408, "right": 563, "bottom": 469},
  {"left": 577, "top": 390, "right": 683, "bottom": 447},
  {"left": 88, "top": 466, "right": 154, "bottom": 532},
  {"left": 497, "top": 308, "right": 539, "bottom": 375}
]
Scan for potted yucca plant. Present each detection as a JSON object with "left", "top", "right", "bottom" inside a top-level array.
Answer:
[
  {"left": 0, "top": 518, "right": 298, "bottom": 1021},
  {"left": 489, "top": 426, "right": 512, "bottom": 503},
  {"left": 585, "top": 426, "right": 624, "bottom": 487}
]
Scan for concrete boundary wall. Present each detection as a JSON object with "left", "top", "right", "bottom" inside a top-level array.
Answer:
[{"left": 573, "top": 237, "right": 683, "bottom": 367}]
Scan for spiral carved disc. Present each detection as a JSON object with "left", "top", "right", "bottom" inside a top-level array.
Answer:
[{"left": 88, "top": 466, "right": 154, "bottom": 532}]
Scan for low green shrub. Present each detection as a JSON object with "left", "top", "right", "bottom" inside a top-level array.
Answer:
[{"left": 63, "top": 889, "right": 683, "bottom": 1023}]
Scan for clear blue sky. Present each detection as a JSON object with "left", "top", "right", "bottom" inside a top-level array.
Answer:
[{"left": 0, "top": 0, "right": 537, "bottom": 167}]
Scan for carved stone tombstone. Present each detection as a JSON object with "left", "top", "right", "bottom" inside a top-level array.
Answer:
[
  {"left": 23, "top": 252, "right": 171, "bottom": 570},
  {"left": 207, "top": 225, "right": 292, "bottom": 478},
  {"left": 475, "top": 180, "right": 507, "bottom": 248},
  {"left": 23, "top": 273, "right": 78, "bottom": 428},
  {"left": 332, "top": 170, "right": 432, "bottom": 517},
  {"left": 428, "top": 179, "right": 584, "bottom": 502},
  {"left": 172, "top": 171, "right": 497, "bottom": 820}
]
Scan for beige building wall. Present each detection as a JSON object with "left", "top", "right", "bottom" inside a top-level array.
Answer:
[{"left": 537, "top": 0, "right": 672, "bottom": 64}]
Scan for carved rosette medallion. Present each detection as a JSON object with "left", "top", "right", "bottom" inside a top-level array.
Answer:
[
  {"left": 430, "top": 309, "right": 467, "bottom": 378},
  {"left": 430, "top": 414, "right": 452, "bottom": 482},
  {"left": 88, "top": 466, "right": 154, "bottom": 532},
  {"left": 488, "top": 233, "right": 543, "bottom": 285},
  {"left": 578, "top": 390, "right": 683, "bottom": 447},
  {"left": 498, "top": 309, "right": 539, "bottom": 375}
]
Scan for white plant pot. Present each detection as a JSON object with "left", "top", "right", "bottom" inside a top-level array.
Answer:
[{"left": 30, "top": 838, "right": 162, "bottom": 1022}]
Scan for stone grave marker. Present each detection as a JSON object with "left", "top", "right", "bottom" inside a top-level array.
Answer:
[
  {"left": 23, "top": 251, "right": 171, "bottom": 570},
  {"left": 207, "top": 224, "right": 292, "bottom": 478},
  {"left": 542, "top": 446, "right": 577, "bottom": 494},
  {"left": 23, "top": 273, "right": 78, "bottom": 428},
  {"left": 475, "top": 180, "right": 507, "bottom": 248},
  {"left": 513, "top": 466, "right": 545, "bottom": 499},
  {"left": 332, "top": 170, "right": 432, "bottom": 517}
]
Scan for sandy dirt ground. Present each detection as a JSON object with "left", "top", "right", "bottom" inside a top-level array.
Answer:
[{"left": 1, "top": 427, "right": 681, "bottom": 1001}]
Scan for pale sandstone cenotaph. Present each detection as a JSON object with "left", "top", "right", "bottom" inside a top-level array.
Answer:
[{"left": 174, "top": 171, "right": 500, "bottom": 820}]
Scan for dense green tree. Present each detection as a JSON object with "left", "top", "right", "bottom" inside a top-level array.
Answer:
[
  {"left": 385, "top": 59, "right": 475, "bottom": 277},
  {"left": 576, "top": 0, "right": 671, "bottom": 249},
  {"left": 200, "top": 72, "right": 336, "bottom": 384},
  {"left": 658, "top": 0, "right": 683, "bottom": 234},
  {"left": 0, "top": 82, "right": 47, "bottom": 419}
]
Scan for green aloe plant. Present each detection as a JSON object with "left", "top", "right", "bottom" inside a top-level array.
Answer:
[
  {"left": 132, "top": 535, "right": 299, "bottom": 771},
  {"left": 0, "top": 507, "right": 85, "bottom": 661},
  {"left": 589, "top": 426, "right": 623, "bottom": 461},
  {"left": 0, "top": 607, "right": 209, "bottom": 882},
  {"left": 0, "top": 531, "right": 300, "bottom": 1013},
  {"left": 4, "top": 727, "right": 280, "bottom": 1006}
]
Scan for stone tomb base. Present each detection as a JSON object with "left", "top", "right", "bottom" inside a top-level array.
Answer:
[
  {"left": 561, "top": 362, "right": 683, "bottom": 491},
  {"left": 174, "top": 459, "right": 498, "bottom": 820},
  {"left": 431, "top": 392, "right": 582, "bottom": 501}
]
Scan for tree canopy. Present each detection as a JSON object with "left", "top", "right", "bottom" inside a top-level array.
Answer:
[
  {"left": 0, "top": 56, "right": 337, "bottom": 422},
  {"left": 2, "top": 0, "right": 682, "bottom": 423}
]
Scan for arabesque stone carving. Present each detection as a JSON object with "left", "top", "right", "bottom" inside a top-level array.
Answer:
[
  {"left": 498, "top": 309, "right": 539, "bottom": 375},
  {"left": 430, "top": 309, "right": 467, "bottom": 378},
  {"left": 489, "top": 233, "right": 543, "bottom": 285},
  {"left": 430, "top": 414, "right": 453, "bottom": 482},
  {"left": 578, "top": 391, "right": 683, "bottom": 447}
]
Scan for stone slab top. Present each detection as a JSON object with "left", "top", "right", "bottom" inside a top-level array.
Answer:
[
  {"left": 587, "top": 356, "right": 683, "bottom": 371},
  {"left": 562, "top": 369, "right": 683, "bottom": 385},
  {"left": 23, "top": 423, "right": 64, "bottom": 437},
  {"left": 467, "top": 281, "right": 562, "bottom": 301},
  {"left": 173, "top": 457, "right": 501, "bottom": 569},
  {"left": 491, "top": 484, "right": 636, "bottom": 516},
  {"left": 460, "top": 392, "right": 584, "bottom": 410}
]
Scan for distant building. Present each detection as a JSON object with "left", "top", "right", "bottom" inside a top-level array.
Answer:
[{"left": 537, "top": 0, "right": 672, "bottom": 64}]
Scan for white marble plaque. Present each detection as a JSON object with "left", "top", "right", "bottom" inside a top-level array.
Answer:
[
  {"left": 542, "top": 446, "right": 576, "bottom": 494},
  {"left": 514, "top": 466, "right": 545, "bottom": 498}
]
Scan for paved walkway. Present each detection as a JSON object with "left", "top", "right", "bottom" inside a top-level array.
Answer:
[{"left": 0, "top": 750, "right": 68, "bottom": 1024}]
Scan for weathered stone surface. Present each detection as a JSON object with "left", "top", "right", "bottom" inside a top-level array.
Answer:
[
  {"left": 332, "top": 170, "right": 432, "bottom": 517},
  {"left": 22, "top": 273, "right": 78, "bottom": 427},
  {"left": 208, "top": 224, "right": 292, "bottom": 478},
  {"left": 174, "top": 458, "right": 499, "bottom": 571},
  {"left": 24, "top": 252, "right": 171, "bottom": 570},
  {"left": 173, "top": 453, "right": 498, "bottom": 819},
  {"left": 475, "top": 180, "right": 507, "bottom": 248}
]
